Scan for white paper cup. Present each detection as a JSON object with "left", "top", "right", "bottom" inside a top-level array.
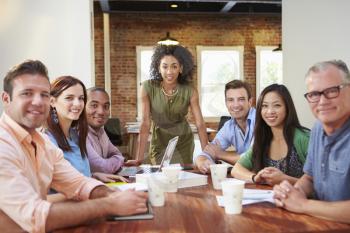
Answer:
[
  {"left": 210, "top": 164, "right": 228, "bottom": 190},
  {"left": 147, "top": 175, "right": 168, "bottom": 207},
  {"left": 162, "top": 166, "right": 182, "bottom": 193},
  {"left": 221, "top": 179, "right": 245, "bottom": 214}
]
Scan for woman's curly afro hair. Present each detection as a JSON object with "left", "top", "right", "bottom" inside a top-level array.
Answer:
[{"left": 149, "top": 45, "right": 194, "bottom": 84}]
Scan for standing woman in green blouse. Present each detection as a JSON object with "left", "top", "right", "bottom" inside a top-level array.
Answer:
[
  {"left": 231, "top": 84, "right": 310, "bottom": 186},
  {"left": 137, "top": 45, "right": 208, "bottom": 165}
]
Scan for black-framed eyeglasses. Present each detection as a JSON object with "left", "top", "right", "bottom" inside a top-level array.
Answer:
[{"left": 304, "top": 83, "right": 350, "bottom": 103}]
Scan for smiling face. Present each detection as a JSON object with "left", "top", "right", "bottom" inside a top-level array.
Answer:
[
  {"left": 159, "top": 55, "right": 183, "bottom": 85},
  {"left": 86, "top": 90, "right": 110, "bottom": 130},
  {"left": 2, "top": 74, "right": 51, "bottom": 133},
  {"left": 261, "top": 91, "right": 287, "bottom": 129},
  {"left": 225, "top": 87, "right": 252, "bottom": 121},
  {"left": 306, "top": 65, "right": 350, "bottom": 132},
  {"left": 50, "top": 84, "right": 85, "bottom": 124}
]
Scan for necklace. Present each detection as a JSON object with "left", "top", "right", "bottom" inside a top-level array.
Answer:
[{"left": 161, "top": 85, "right": 178, "bottom": 97}]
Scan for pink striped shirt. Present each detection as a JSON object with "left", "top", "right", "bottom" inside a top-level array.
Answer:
[{"left": 86, "top": 126, "right": 124, "bottom": 173}]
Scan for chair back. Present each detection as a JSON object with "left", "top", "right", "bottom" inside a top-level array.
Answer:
[
  {"left": 218, "top": 116, "right": 231, "bottom": 131},
  {"left": 104, "top": 118, "right": 123, "bottom": 146}
]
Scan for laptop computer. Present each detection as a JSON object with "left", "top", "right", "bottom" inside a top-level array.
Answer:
[{"left": 118, "top": 136, "right": 179, "bottom": 177}]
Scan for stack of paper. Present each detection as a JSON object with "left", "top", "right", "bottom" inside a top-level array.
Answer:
[
  {"left": 135, "top": 171, "right": 208, "bottom": 189},
  {"left": 178, "top": 171, "right": 208, "bottom": 188},
  {"left": 125, "top": 122, "right": 141, "bottom": 133}
]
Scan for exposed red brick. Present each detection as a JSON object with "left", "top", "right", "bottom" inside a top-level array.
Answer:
[{"left": 94, "top": 12, "right": 281, "bottom": 132}]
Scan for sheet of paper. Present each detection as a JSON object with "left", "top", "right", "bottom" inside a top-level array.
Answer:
[
  {"left": 216, "top": 188, "right": 275, "bottom": 207},
  {"left": 243, "top": 188, "right": 274, "bottom": 200},
  {"left": 109, "top": 182, "right": 148, "bottom": 191},
  {"left": 216, "top": 195, "right": 274, "bottom": 207}
]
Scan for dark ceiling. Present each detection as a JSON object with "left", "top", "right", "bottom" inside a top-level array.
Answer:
[{"left": 97, "top": 0, "right": 282, "bottom": 14}]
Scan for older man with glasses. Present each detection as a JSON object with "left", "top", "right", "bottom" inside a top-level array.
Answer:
[
  {"left": 273, "top": 60, "right": 350, "bottom": 223},
  {"left": 304, "top": 83, "right": 350, "bottom": 103}
]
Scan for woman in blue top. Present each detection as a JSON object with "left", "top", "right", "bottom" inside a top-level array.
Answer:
[
  {"left": 231, "top": 84, "right": 310, "bottom": 186},
  {"left": 46, "top": 76, "right": 126, "bottom": 182}
]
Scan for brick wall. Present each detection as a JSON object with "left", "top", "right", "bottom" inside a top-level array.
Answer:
[
  {"left": 94, "top": 12, "right": 105, "bottom": 88},
  {"left": 94, "top": 11, "right": 281, "bottom": 132}
]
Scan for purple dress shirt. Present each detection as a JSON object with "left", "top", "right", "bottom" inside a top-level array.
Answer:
[{"left": 86, "top": 126, "right": 124, "bottom": 173}]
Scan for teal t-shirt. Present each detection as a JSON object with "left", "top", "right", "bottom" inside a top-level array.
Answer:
[{"left": 238, "top": 128, "right": 310, "bottom": 170}]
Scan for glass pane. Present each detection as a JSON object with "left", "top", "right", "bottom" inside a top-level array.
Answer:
[
  {"left": 259, "top": 50, "right": 283, "bottom": 94},
  {"left": 200, "top": 50, "right": 241, "bottom": 118},
  {"left": 140, "top": 50, "right": 153, "bottom": 83},
  {"left": 137, "top": 48, "right": 153, "bottom": 119}
]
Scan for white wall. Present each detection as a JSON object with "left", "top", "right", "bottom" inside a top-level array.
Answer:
[
  {"left": 0, "top": 0, "right": 94, "bottom": 112},
  {"left": 283, "top": 0, "right": 350, "bottom": 128}
]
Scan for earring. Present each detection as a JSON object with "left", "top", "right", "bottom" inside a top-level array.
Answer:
[{"left": 52, "top": 107, "right": 59, "bottom": 124}]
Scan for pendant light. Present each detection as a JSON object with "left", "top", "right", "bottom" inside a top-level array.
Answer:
[{"left": 157, "top": 32, "right": 179, "bottom": 46}]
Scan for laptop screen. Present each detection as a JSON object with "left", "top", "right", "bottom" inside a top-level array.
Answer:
[
  {"left": 159, "top": 136, "right": 179, "bottom": 170},
  {"left": 117, "top": 136, "right": 179, "bottom": 177}
]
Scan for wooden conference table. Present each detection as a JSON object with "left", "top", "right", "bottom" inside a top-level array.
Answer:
[{"left": 54, "top": 175, "right": 350, "bottom": 233}]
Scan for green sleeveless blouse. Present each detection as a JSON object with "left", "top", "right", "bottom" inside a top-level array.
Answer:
[{"left": 143, "top": 80, "right": 194, "bottom": 165}]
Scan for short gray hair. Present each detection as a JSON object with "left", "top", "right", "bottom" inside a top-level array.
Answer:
[{"left": 305, "top": 60, "right": 350, "bottom": 83}]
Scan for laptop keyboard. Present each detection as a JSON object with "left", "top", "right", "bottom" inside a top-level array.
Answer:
[
  {"left": 118, "top": 167, "right": 143, "bottom": 176},
  {"left": 118, "top": 166, "right": 160, "bottom": 177},
  {"left": 138, "top": 167, "right": 159, "bottom": 174}
]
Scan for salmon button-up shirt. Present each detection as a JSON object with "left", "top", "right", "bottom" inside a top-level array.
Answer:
[{"left": 0, "top": 113, "right": 103, "bottom": 233}]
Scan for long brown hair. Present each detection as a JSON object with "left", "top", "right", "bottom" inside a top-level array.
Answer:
[{"left": 47, "top": 76, "right": 88, "bottom": 157}]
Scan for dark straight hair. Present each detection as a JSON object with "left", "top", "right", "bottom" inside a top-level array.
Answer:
[
  {"left": 47, "top": 76, "right": 88, "bottom": 157},
  {"left": 252, "top": 84, "right": 309, "bottom": 173}
]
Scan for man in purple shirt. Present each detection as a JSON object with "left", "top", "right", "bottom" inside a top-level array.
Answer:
[{"left": 86, "top": 87, "right": 139, "bottom": 177}]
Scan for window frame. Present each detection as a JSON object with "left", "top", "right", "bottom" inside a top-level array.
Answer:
[
  {"left": 136, "top": 46, "right": 153, "bottom": 121},
  {"left": 255, "top": 46, "right": 283, "bottom": 95},
  {"left": 196, "top": 45, "right": 244, "bottom": 122}
]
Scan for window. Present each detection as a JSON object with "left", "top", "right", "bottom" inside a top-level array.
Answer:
[
  {"left": 256, "top": 46, "right": 283, "bottom": 95},
  {"left": 136, "top": 46, "right": 153, "bottom": 120},
  {"left": 197, "top": 46, "right": 244, "bottom": 121}
]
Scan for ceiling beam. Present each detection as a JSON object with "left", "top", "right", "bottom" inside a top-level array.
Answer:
[
  {"left": 99, "top": 0, "right": 110, "bottom": 12},
  {"left": 99, "top": 0, "right": 282, "bottom": 14},
  {"left": 105, "top": 0, "right": 281, "bottom": 3},
  {"left": 221, "top": 1, "right": 237, "bottom": 12}
]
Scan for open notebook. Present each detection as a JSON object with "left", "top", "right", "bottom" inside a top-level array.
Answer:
[
  {"left": 118, "top": 136, "right": 179, "bottom": 177},
  {"left": 108, "top": 202, "right": 154, "bottom": 221}
]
